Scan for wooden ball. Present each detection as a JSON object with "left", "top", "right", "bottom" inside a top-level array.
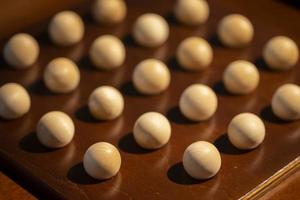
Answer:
[
  {"left": 263, "top": 36, "right": 299, "bottom": 70},
  {"left": 174, "top": 0, "right": 209, "bottom": 26},
  {"left": 133, "top": 13, "right": 169, "bottom": 47},
  {"left": 92, "top": 0, "right": 127, "bottom": 24},
  {"left": 83, "top": 142, "right": 121, "bottom": 180},
  {"left": 37, "top": 111, "right": 74, "bottom": 148},
  {"left": 88, "top": 86, "right": 124, "bottom": 120},
  {"left": 89, "top": 35, "right": 125, "bottom": 70},
  {"left": 218, "top": 14, "right": 254, "bottom": 48},
  {"left": 0, "top": 83, "right": 30, "bottom": 119},
  {"left": 49, "top": 11, "right": 84, "bottom": 46},
  {"left": 176, "top": 37, "right": 213, "bottom": 71},
  {"left": 179, "top": 84, "right": 217, "bottom": 121},
  {"left": 133, "top": 59, "right": 170, "bottom": 95},
  {"left": 271, "top": 84, "right": 300, "bottom": 121},
  {"left": 4, "top": 33, "right": 39, "bottom": 69},
  {"left": 223, "top": 60, "right": 259, "bottom": 95},
  {"left": 133, "top": 112, "right": 171, "bottom": 149},
  {"left": 228, "top": 113, "right": 265, "bottom": 150},
  {"left": 183, "top": 141, "right": 221, "bottom": 179},
  {"left": 43, "top": 57, "right": 80, "bottom": 93}
]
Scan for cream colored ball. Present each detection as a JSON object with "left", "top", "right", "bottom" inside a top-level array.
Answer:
[
  {"left": 228, "top": 113, "right": 265, "bottom": 150},
  {"left": 179, "top": 84, "right": 217, "bottom": 121},
  {"left": 133, "top": 112, "right": 171, "bottom": 149},
  {"left": 223, "top": 60, "right": 260, "bottom": 95},
  {"left": 0, "top": 83, "right": 30, "bottom": 119},
  {"left": 271, "top": 84, "right": 300, "bottom": 121},
  {"left": 83, "top": 142, "right": 121, "bottom": 180},
  {"left": 49, "top": 11, "right": 84, "bottom": 46},
  {"left": 92, "top": 0, "right": 127, "bottom": 24},
  {"left": 183, "top": 141, "right": 221, "bottom": 180},
  {"left": 4, "top": 33, "right": 39, "bottom": 69},
  {"left": 218, "top": 14, "right": 254, "bottom": 48},
  {"left": 36, "top": 111, "right": 75, "bottom": 148},
  {"left": 176, "top": 37, "right": 213, "bottom": 71},
  {"left": 88, "top": 86, "right": 124, "bottom": 120},
  {"left": 43, "top": 57, "right": 80, "bottom": 93},
  {"left": 133, "top": 13, "right": 169, "bottom": 47},
  {"left": 174, "top": 0, "right": 209, "bottom": 26},
  {"left": 263, "top": 36, "right": 299, "bottom": 70},
  {"left": 89, "top": 35, "right": 125, "bottom": 70},
  {"left": 133, "top": 59, "right": 171, "bottom": 95}
]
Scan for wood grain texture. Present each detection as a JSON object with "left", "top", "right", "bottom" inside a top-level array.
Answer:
[
  {"left": 263, "top": 168, "right": 300, "bottom": 200},
  {"left": 0, "top": 172, "right": 36, "bottom": 200},
  {"left": 0, "top": 0, "right": 87, "bottom": 40},
  {"left": 0, "top": 0, "right": 299, "bottom": 199}
]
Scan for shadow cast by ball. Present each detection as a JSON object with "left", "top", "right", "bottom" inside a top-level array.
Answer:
[
  {"left": 118, "top": 133, "right": 155, "bottom": 154},
  {"left": 35, "top": 31, "right": 54, "bottom": 47},
  {"left": 212, "top": 81, "right": 232, "bottom": 96},
  {"left": 164, "top": 11, "right": 179, "bottom": 26},
  {"left": 214, "top": 134, "right": 249, "bottom": 155},
  {"left": 120, "top": 81, "right": 142, "bottom": 97},
  {"left": 253, "top": 57, "right": 271, "bottom": 72},
  {"left": 122, "top": 34, "right": 137, "bottom": 48},
  {"left": 167, "top": 162, "right": 204, "bottom": 185},
  {"left": 278, "top": 0, "right": 300, "bottom": 9},
  {"left": 207, "top": 34, "right": 223, "bottom": 48},
  {"left": 81, "top": 12, "right": 94, "bottom": 25},
  {"left": 260, "top": 105, "right": 290, "bottom": 124},
  {"left": 19, "top": 132, "right": 54, "bottom": 153},
  {"left": 67, "top": 162, "right": 101, "bottom": 185},
  {"left": 74, "top": 105, "right": 99, "bottom": 123},
  {"left": 78, "top": 55, "right": 96, "bottom": 71},
  {"left": 0, "top": 56, "right": 14, "bottom": 70},
  {"left": 27, "top": 79, "right": 54, "bottom": 96},
  {"left": 167, "top": 56, "right": 186, "bottom": 72},
  {"left": 167, "top": 106, "right": 198, "bottom": 125}
]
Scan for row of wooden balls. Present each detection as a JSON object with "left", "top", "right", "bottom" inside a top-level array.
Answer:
[
  {"left": 2, "top": 23, "right": 299, "bottom": 97},
  {"left": 3, "top": 0, "right": 299, "bottom": 71},
  {"left": 0, "top": 81, "right": 300, "bottom": 180},
  {"left": 1, "top": 60, "right": 300, "bottom": 121}
]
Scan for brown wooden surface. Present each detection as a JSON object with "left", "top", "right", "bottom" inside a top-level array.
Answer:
[
  {"left": 0, "top": 0, "right": 86, "bottom": 40},
  {"left": 1, "top": 167, "right": 300, "bottom": 200},
  {"left": 263, "top": 168, "right": 300, "bottom": 200},
  {"left": 0, "top": 0, "right": 300, "bottom": 199},
  {"left": 0, "top": 171, "right": 36, "bottom": 200}
]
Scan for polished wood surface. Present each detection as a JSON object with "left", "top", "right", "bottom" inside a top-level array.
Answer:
[
  {"left": 0, "top": 171, "right": 36, "bottom": 200},
  {"left": 263, "top": 168, "right": 300, "bottom": 200},
  {"left": 0, "top": 0, "right": 86, "bottom": 40},
  {"left": 1, "top": 166, "right": 299, "bottom": 200},
  {"left": 0, "top": 0, "right": 299, "bottom": 199}
]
